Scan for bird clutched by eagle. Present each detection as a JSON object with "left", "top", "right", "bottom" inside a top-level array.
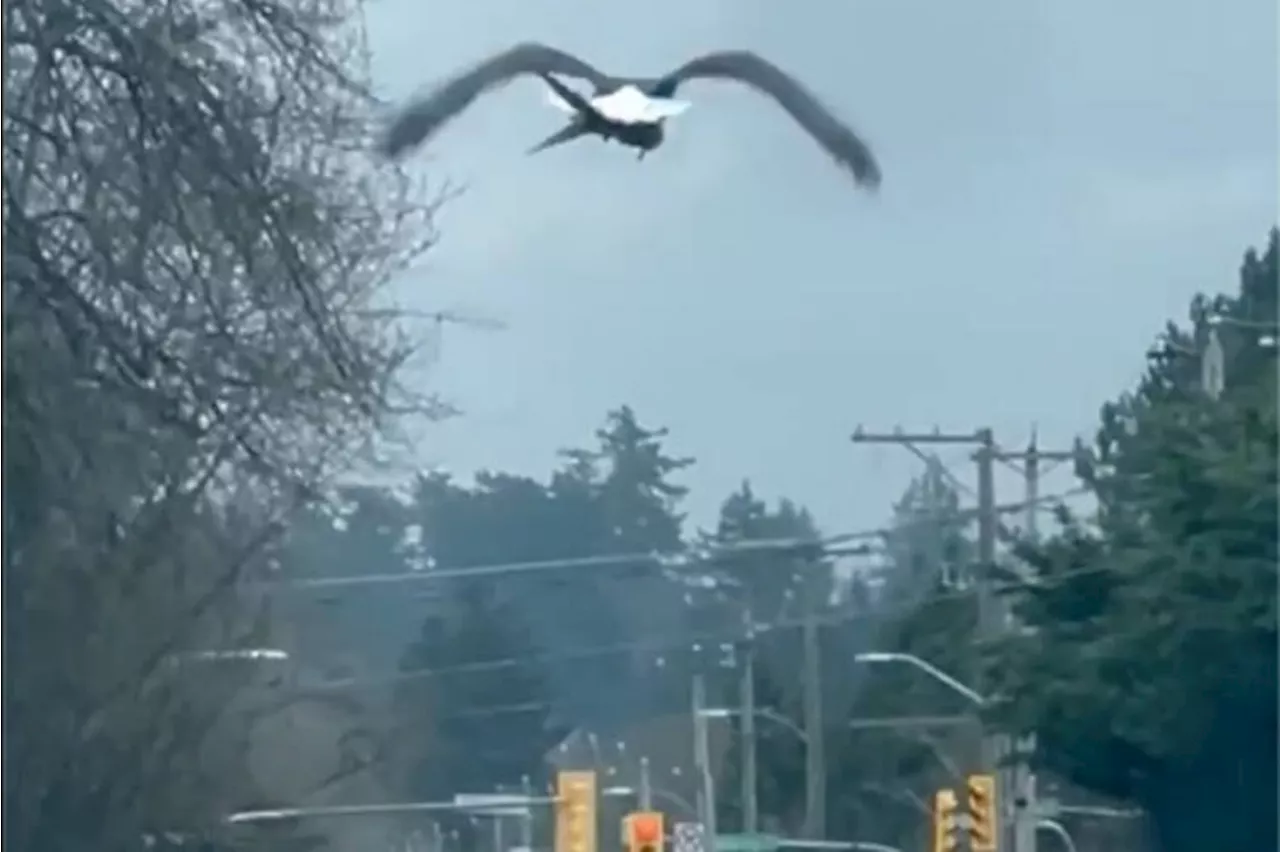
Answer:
[{"left": 377, "top": 43, "right": 882, "bottom": 191}]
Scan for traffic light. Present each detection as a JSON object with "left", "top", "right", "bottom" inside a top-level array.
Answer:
[
  {"left": 555, "top": 771, "right": 598, "bottom": 852},
  {"left": 932, "top": 788, "right": 959, "bottom": 852},
  {"left": 622, "top": 811, "right": 664, "bottom": 852},
  {"left": 967, "top": 773, "right": 997, "bottom": 852}
]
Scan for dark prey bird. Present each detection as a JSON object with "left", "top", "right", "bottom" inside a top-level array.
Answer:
[{"left": 378, "top": 43, "right": 881, "bottom": 190}]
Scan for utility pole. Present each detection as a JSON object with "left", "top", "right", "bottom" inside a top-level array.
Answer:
[
  {"left": 520, "top": 775, "right": 534, "bottom": 852},
  {"left": 851, "top": 426, "right": 1003, "bottom": 852},
  {"left": 989, "top": 436, "right": 1078, "bottom": 852},
  {"left": 972, "top": 429, "right": 1008, "bottom": 852},
  {"left": 801, "top": 563, "right": 825, "bottom": 839},
  {"left": 850, "top": 425, "right": 1005, "bottom": 636},
  {"left": 990, "top": 435, "right": 1077, "bottom": 545},
  {"left": 639, "top": 756, "right": 653, "bottom": 810},
  {"left": 973, "top": 428, "right": 999, "bottom": 631},
  {"left": 692, "top": 673, "right": 717, "bottom": 844},
  {"left": 740, "top": 610, "right": 759, "bottom": 834},
  {"left": 1024, "top": 441, "right": 1040, "bottom": 542}
]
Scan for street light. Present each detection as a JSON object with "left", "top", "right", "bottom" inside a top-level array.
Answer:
[
  {"left": 846, "top": 715, "right": 972, "bottom": 731},
  {"left": 227, "top": 796, "right": 558, "bottom": 824},
  {"left": 1147, "top": 315, "right": 1278, "bottom": 400},
  {"left": 1055, "top": 805, "right": 1141, "bottom": 819},
  {"left": 853, "top": 652, "right": 986, "bottom": 706},
  {"left": 1035, "top": 819, "right": 1078, "bottom": 852},
  {"left": 698, "top": 706, "right": 808, "bottom": 743},
  {"left": 177, "top": 648, "right": 290, "bottom": 662},
  {"left": 776, "top": 840, "right": 904, "bottom": 852},
  {"left": 603, "top": 786, "right": 697, "bottom": 818}
]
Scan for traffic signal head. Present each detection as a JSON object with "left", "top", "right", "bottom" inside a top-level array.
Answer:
[
  {"left": 932, "top": 788, "right": 958, "bottom": 852},
  {"left": 623, "top": 811, "right": 664, "bottom": 852},
  {"left": 556, "top": 771, "right": 598, "bottom": 852},
  {"left": 966, "top": 773, "right": 997, "bottom": 852}
]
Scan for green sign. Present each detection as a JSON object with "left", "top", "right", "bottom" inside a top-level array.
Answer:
[{"left": 714, "top": 834, "right": 780, "bottom": 852}]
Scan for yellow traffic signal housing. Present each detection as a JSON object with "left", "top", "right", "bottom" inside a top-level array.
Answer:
[
  {"left": 932, "top": 788, "right": 959, "bottom": 852},
  {"left": 967, "top": 773, "right": 997, "bottom": 852},
  {"left": 623, "top": 811, "right": 664, "bottom": 852},
  {"left": 556, "top": 771, "right": 598, "bottom": 852}
]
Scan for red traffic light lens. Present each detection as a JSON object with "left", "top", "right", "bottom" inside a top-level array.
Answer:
[{"left": 633, "top": 816, "right": 660, "bottom": 844}]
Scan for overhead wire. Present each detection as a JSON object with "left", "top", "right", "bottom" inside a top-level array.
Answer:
[
  {"left": 280, "top": 492, "right": 1102, "bottom": 699},
  {"left": 270, "top": 487, "right": 1090, "bottom": 592}
]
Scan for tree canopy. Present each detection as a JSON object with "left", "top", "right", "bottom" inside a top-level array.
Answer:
[
  {"left": 370, "top": 407, "right": 698, "bottom": 827},
  {"left": 988, "top": 230, "right": 1278, "bottom": 852},
  {"left": 824, "top": 462, "right": 979, "bottom": 849},
  {"left": 3, "top": 0, "right": 439, "bottom": 845},
  {"left": 705, "top": 482, "right": 829, "bottom": 833}
]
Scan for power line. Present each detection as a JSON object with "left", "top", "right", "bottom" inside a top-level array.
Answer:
[
  {"left": 282, "top": 533, "right": 1110, "bottom": 696},
  {"left": 270, "top": 488, "right": 1089, "bottom": 593}
]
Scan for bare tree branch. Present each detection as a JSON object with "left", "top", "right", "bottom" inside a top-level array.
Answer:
[{"left": 3, "top": 0, "right": 447, "bottom": 848}]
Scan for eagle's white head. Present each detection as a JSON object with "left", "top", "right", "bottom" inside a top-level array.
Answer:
[{"left": 546, "top": 83, "right": 691, "bottom": 125}]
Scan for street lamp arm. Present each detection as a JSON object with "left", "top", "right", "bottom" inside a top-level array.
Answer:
[
  {"left": 897, "top": 729, "right": 962, "bottom": 781},
  {"left": 907, "top": 659, "right": 985, "bottom": 706},
  {"left": 854, "top": 653, "right": 986, "bottom": 706},
  {"left": 699, "top": 706, "right": 808, "bottom": 745},
  {"left": 1036, "top": 819, "right": 1079, "bottom": 852},
  {"left": 855, "top": 783, "right": 930, "bottom": 817},
  {"left": 652, "top": 788, "right": 697, "bottom": 817},
  {"left": 758, "top": 707, "right": 809, "bottom": 744}
]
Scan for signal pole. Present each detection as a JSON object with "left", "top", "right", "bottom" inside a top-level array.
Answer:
[
  {"left": 850, "top": 426, "right": 1002, "bottom": 852},
  {"left": 800, "top": 566, "right": 825, "bottom": 839},
  {"left": 851, "top": 427, "right": 1084, "bottom": 852},
  {"left": 692, "top": 674, "right": 717, "bottom": 844},
  {"left": 740, "top": 610, "right": 759, "bottom": 834}
]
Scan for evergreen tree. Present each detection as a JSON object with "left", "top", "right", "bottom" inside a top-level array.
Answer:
[
  {"left": 698, "top": 482, "right": 830, "bottom": 834},
  {"left": 409, "top": 469, "right": 625, "bottom": 724},
  {"left": 715, "top": 661, "right": 806, "bottom": 832},
  {"left": 551, "top": 406, "right": 696, "bottom": 721},
  {"left": 286, "top": 484, "right": 419, "bottom": 579},
  {"left": 989, "top": 230, "right": 1278, "bottom": 852},
  {"left": 881, "top": 458, "right": 974, "bottom": 594},
  {"left": 278, "top": 484, "right": 427, "bottom": 676},
  {"left": 394, "top": 406, "right": 696, "bottom": 760},
  {"left": 395, "top": 576, "right": 562, "bottom": 841},
  {"left": 824, "top": 464, "right": 978, "bottom": 849},
  {"left": 710, "top": 481, "right": 829, "bottom": 618},
  {"left": 560, "top": 404, "right": 695, "bottom": 555}
]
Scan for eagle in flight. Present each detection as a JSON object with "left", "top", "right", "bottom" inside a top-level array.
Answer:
[{"left": 378, "top": 43, "right": 882, "bottom": 190}]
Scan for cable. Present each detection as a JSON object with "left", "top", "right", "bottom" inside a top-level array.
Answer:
[
  {"left": 270, "top": 488, "right": 1090, "bottom": 592},
  {"left": 286, "top": 531, "right": 1113, "bottom": 696},
  {"left": 896, "top": 448, "right": 1089, "bottom": 546}
]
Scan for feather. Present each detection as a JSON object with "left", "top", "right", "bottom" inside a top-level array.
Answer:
[
  {"left": 653, "top": 51, "right": 881, "bottom": 188},
  {"left": 545, "top": 86, "right": 578, "bottom": 114},
  {"left": 378, "top": 43, "right": 610, "bottom": 158},
  {"left": 527, "top": 122, "right": 592, "bottom": 155}
]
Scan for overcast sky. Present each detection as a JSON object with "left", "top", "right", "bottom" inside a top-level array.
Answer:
[{"left": 364, "top": 0, "right": 1278, "bottom": 535}]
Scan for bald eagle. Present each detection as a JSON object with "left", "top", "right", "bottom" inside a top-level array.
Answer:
[{"left": 379, "top": 43, "right": 881, "bottom": 190}]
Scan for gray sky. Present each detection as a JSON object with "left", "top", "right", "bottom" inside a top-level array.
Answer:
[{"left": 366, "top": 0, "right": 1277, "bottom": 534}]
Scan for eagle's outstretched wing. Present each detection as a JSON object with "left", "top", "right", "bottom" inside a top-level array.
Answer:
[
  {"left": 378, "top": 44, "right": 611, "bottom": 158},
  {"left": 650, "top": 51, "right": 882, "bottom": 189}
]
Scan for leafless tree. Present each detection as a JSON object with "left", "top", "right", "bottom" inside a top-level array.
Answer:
[{"left": 2, "top": 0, "right": 443, "bottom": 847}]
